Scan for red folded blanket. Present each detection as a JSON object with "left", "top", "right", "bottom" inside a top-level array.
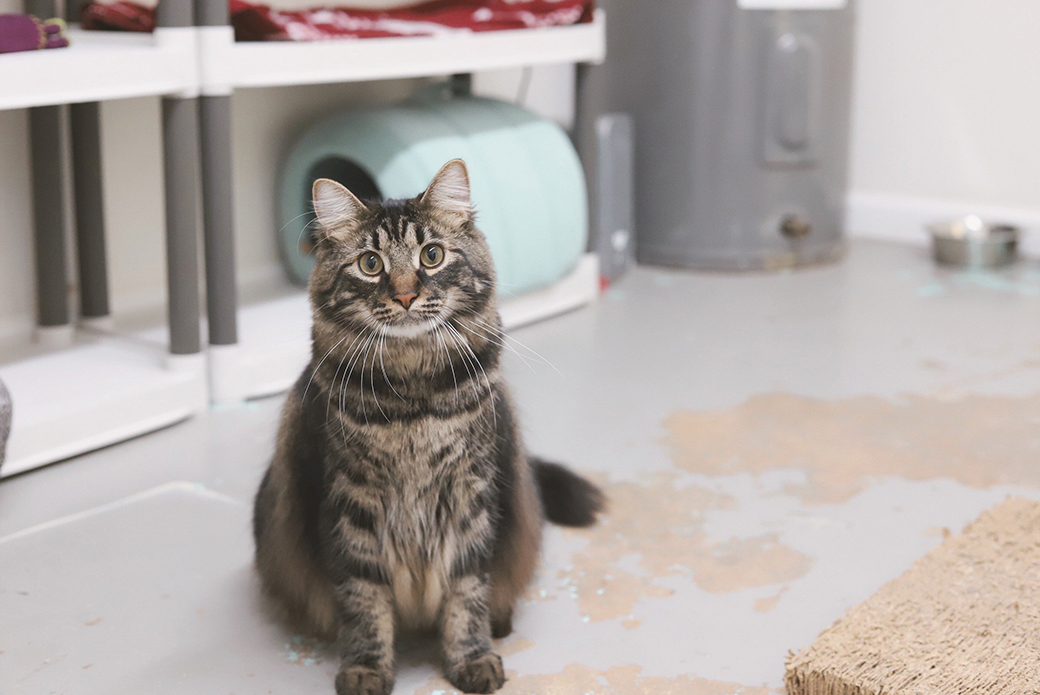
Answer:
[{"left": 82, "top": 1, "right": 593, "bottom": 41}]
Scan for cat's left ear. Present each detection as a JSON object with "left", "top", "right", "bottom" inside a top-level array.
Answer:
[
  {"left": 420, "top": 159, "right": 472, "bottom": 220},
  {"left": 312, "top": 178, "right": 366, "bottom": 239}
]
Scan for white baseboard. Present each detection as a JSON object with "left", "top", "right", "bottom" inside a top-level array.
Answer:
[
  {"left": 499, "top": 253, "right": 600, "bottom": 330},
  {"left": 846, "top": 190, "right": 1040, "bottom": 258}
]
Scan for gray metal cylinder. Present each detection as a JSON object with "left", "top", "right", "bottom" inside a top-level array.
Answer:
[
  {"left": 199, "top": 95, "right": 239, "bottom": 346},
  {"left": 71, "top": 101, "right": 111, "bottom": 320},
  {"left": 604, "top": 0, "right": 855, "bottom": 270},
  {"left": 162, "top": 97, "right": 202, "bottom": 356},
  {"left": 29, "top": 105, "right": 70, "bottom": 328}
]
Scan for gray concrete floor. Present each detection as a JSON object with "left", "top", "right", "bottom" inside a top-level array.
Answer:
[{"left": 3, "top": 240, "right": 1040, "bottom": 694}]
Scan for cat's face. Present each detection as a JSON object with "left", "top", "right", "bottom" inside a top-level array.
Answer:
[{"left": 309, "top": 160, "right": 496, "bottom": 339}]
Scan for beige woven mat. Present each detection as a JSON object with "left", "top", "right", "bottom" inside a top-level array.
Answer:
[{"left": 786, "top": 497, "right": 1040, "bottom": 695}]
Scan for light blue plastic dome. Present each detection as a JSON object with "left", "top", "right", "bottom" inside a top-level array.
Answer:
[{"left": 277, "top": 93, "right": 588, "bottom": 298}]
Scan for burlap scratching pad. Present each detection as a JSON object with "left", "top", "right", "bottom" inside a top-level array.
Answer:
[{"left": 786, "top": 497, "right": 1040, "bottom": 695}]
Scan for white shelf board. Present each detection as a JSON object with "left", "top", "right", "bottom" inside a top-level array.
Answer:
[
  {"left": 0, "top": 27, "right": 197, "bottom": 111},
  {"left": 0, "top": 333, "right": 207, "bottom": 478},
  {"left": 210, "top": 253, "right": 600, "bottom": 403},
  {"left": 199, "top": 10, "right": 605, "bottom": 91}
]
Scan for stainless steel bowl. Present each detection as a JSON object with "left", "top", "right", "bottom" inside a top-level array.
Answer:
[{"left": 928, "top": 216, "right": 1019, "bottom": 268}]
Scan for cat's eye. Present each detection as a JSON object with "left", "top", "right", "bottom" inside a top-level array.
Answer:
[
  {"left": 420, "top": 244, "right": 445, "bottom": 268},
  {"left": 358, "top": 252, "right": 383, "bottom": 276}
]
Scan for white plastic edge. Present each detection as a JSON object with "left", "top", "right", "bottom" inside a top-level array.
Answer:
[
  {"left": 196, "top": 25, "right": 236, "bottom": 96},
  {"left": 34, "top": 325, "right": 74, "bottom": 348},
  {"left": 165, "top": 351, "right": 207, "bottom": 374},
  {"left": 79, "top": 316, "right": 115, "bottom": 332},
  {"left": 499, "top": 253, "right": 600, "bottom": 330},
  {"left": 153, "top": 26, "right": 201, "bottom": 98},
  {"left": 207, "top": 343, "right": 247, "bottom": 404},
  {"left": 196, "top": 10, "right": 604, "bottom": 91}
]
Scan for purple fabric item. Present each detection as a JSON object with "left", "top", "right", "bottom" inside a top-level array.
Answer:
[{"left": 0, "top": 13, "right": 68, "bottom": 54}]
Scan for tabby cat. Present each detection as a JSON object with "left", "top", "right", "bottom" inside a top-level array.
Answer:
[{"left": 253, "top": 160, "right": 604, "bottom": 695}]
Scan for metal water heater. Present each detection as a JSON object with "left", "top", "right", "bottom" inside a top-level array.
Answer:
[{"left": 603, "top": 0, "right": 855, "bottom": 269}]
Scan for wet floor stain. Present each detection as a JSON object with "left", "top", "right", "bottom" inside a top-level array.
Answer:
[
  {"left": 283, "top": 634, "right": 331, "bottom": 666},
  {"left": 909, "top": 267, "right": 1040, "bottom": 299},
  {"left": 529, "top": 472, "right": 813, "bottom": 622},
  {"left": 417, "top": 663, "right": 771, "bottom": 695},
  {"left": 664, "top": 392, "right": 1040, "bottom": 504}
]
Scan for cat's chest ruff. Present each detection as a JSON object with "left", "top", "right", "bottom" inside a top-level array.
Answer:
[
  {"left": 373, "top": 422, "right": 493, "bottom": 628},
  {"left": 380, "top": 456, "right": 476, "bottom": 629}
]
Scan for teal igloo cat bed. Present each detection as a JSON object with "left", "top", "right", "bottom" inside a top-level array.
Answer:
[{"left": 277, "top": 92, "right": 588, "bottom": 298}]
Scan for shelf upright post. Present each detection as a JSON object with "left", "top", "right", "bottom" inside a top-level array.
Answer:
[
  {"left": 195, "top": 0, "right": 239, "bottom": 362},
  {"left": 64, "top": 0, "right": 111, "bottom": 328},
  {"left": 573, "top": 61, "right": 604, "bottom": 254},
  {"left": 65, "top": 0, "right": 87, "bottom": 20},
  {"left": 157, "top": 0, "right": 203, "bottom": 358},
  {"left": 69, "top": 102, "right": 111, "bottom": 328},
  {"left": 26, "top": 0, "right": 71, "bottom": 344},
  {"left": 451, "top": 73, "right": 473, "bottom": 97}
]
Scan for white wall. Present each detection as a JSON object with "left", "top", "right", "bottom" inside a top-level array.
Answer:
[{"left": 846, "top": 0, "right": 1040, "bottom": 253}]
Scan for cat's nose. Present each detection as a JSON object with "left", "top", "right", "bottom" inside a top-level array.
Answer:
[{"left": 393, "top": 291, "right": 418, "bottom": 309}]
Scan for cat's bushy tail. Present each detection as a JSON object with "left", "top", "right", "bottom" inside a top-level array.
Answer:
[{"left": 530, "top": 458, "right": 605, "bottom": 528}]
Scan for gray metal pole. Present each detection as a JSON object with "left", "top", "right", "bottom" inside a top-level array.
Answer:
[
  {"left": 162, "top": 98, "right": 202, "bottom": 356},
  {"left": 25, "top": 0, "right": 56, "bottom": 17},
  {"left": 198, "top": 96, "right": 239, "bottom": 346},
  {"left": 156, "top": 0, "right": 193, "bottom": 28},
  {"left": 450, "top": 73, "right": 473, "bottom": 97},
  {"left": 573, "top": 63, "right": 603, "bottom": 253},
  {"left": 64, "top": 0, "right": 87, "bottom": 22},
  {"left": 29, "top": 104, "right": 70, "bottom": 329},
  {"left": 159, "top": 0, "right": 202, "bottom": 356},
  {"left": 70, "top": 102, "right": 111, "bottom": 321},
  {"left": 26, "top": 0, "right": 68, "bottom": 332},
  {"left": 195, "top": 0, "right": 239, "bottom": 347},
  {"left": 194, "top": 0, "right": 228, "bottom": 27}
]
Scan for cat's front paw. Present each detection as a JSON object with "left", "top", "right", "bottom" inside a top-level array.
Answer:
[
  {"left": 447, "top": 652, "right": 506, "bottom": 694},
  {"left": 335, "top": 666, "right": 393, "bottom": 695}
]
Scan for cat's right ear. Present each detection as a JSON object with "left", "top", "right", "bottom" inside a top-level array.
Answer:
[{"left": 312, "top": 178, "right": 366, "bottom": 240}]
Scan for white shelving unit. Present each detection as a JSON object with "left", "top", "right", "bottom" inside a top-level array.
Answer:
[
  {"left": 0, "top": 23, "right": 207, "bottom": 478},
  {"left": 1, "top": 7, "right": 606, "bottom": 470},
  {"left": 197, "top": 10, "right": 606, "bottom": 90},
  {"left": 0, "top": 27, "right": 198, "bottom": 110}
]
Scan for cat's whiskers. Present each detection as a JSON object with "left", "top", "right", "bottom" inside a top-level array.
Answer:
[
  {"left": 458, "top": 324, "right": 535, "bottom": 373},
  {"left": 349, "top": 330, "right": 380, "bottom": 427},
  {"left": 444, "top": 321, "right": 496, "bottom": 426},
  {"left": 441, "top": 323, "right": 480, "bottom": 399},
  {"left": 465, "top": 314, "right": 560, "bottom": 375},
  {"left": 454, "top": 316, "right": 538, "bottom": 374},
  {"left": 365, "top": 330, "right": 390, "bottom": 423},
  {"left": 433, "top": 325, "right": 460, "bottom": 406},
  {"left": 305, "top": 331, "right": 351, "bottom": 402},
  {"left": 377, "top": 326, "right": 405, "bottom": 401},
  {"left": 333, "top": 328, "right": 376, "bottom": 435},
  {"left": 325, "top": 329, "right": 367, "bottom": 425},
  {"left": 282, "top": 211, "right": 319, "bottom": 252}
]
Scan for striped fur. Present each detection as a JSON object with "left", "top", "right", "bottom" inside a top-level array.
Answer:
[{"left": 253, "top": 161, "right": 601, "bottom": 695}]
